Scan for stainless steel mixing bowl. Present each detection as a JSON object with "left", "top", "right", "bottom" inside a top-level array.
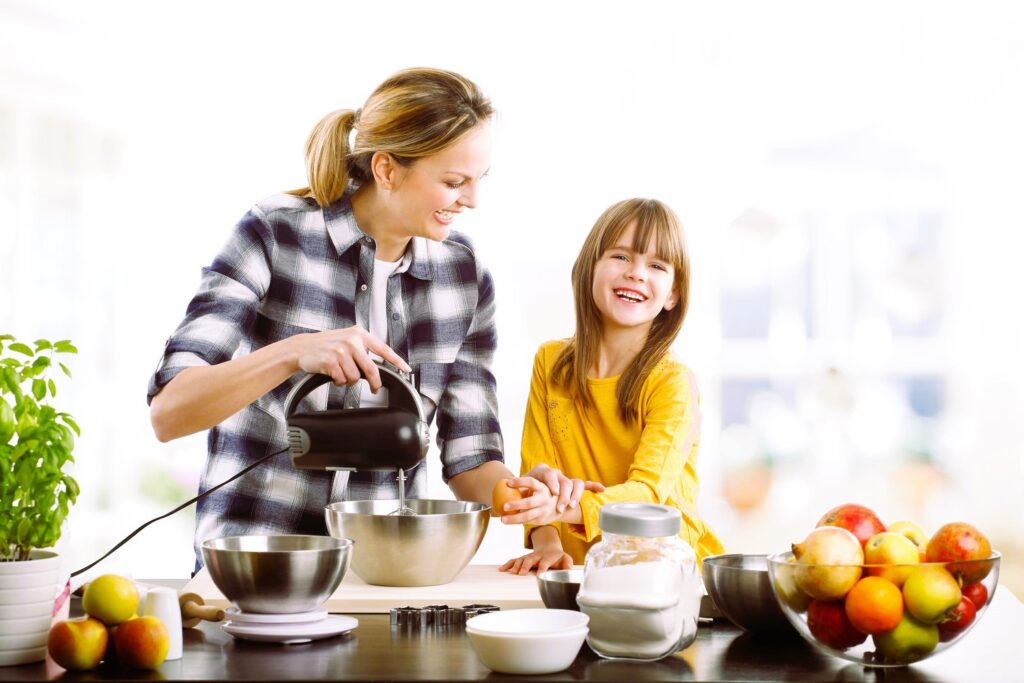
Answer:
[
  {"left": 702, "top": 553, "right": 794, "bottom": 634},
  {"left": 324, "top": 499, "right": 489, "bottom": 586},
  {"left": 201, "top": 535, "right": 352, "bottom": 614},
  {"left": 536, "top": 568, "right": 583, "bottom": 611}
]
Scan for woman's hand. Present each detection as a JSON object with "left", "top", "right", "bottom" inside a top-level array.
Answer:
[
  {"left": 291, "top": 325, "right": 411, "bottom": 392},
  {"left": 499, "top": 548, "right": 573, "bottom": 576},
  {"left": 521, "top": 464, "right": 606, "bottom": 515}
]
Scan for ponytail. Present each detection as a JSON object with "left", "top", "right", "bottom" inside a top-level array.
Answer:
[{"left": 288, "top": 108, "right": 358, "bottom": 208}]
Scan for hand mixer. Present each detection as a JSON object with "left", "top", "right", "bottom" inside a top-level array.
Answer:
[
  {"left": 71, "top": 361, "right": 431, "bottom": 578},
  {"left": 284, "top": 362, "right": 430, "bottom": 515}
]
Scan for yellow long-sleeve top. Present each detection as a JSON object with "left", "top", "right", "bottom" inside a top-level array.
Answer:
[{"left": 522, "top": 340, "right": 725, "bottom": 564}]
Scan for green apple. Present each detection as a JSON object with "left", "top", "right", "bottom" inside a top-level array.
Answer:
[
  {"left": 888, "top": 520, "right": 928, "bottom": 558},
  {"left": 872, "top": 613, "right": 939, "bottom": 663},
  {"left": 864, "top": 532, "right": 920, "bottom": 587},
  {"left": 902, "top": 566, "right": 961, "bottom": 623}
]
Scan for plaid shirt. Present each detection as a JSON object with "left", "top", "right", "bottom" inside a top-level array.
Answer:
[{"left": 148, "top": 192, "right": 503, "bottom": 568}]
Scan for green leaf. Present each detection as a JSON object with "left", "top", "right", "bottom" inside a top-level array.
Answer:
[
  {"left": 8, "top": 343, "right": 33, "bottom": 357},
  {"left": 59, "top": 363, "right": 72, "bottom": 378},
  {"left": 33, "top": 340, "right": 52, "bottom": 351},
  {"left": 32, "top": 356, "right": 51, "bottom": 370},
  {"left": 48, "top": 379, "right": 57, "bottom": 398},
  {"left": 62, "top": 415, "right": 80, "bottom": 436},
  {"left": 0, "top": 334, "right": 16, "bottom": 341},
  {"left": 0, "top": 399, "right": 13, "bottom": 444},
  {"left": 31, "top": 379, "right": 46, "bottom": 401},
  {"left": 54, "top": 341, "right": 77, "bottom": 354}
]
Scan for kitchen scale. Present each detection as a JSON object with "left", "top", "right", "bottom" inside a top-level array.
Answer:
[{"left": 221, "top": 606, "right": 358, "bottom": 644}]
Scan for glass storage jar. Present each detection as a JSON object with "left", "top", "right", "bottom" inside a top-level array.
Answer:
[{"left": 576, "top": 503, "right": 701, "bottom": 660}]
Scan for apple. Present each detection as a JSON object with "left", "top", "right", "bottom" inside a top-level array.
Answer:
[
  {"left": 772, "top": 557, "right": 812, "bottom": 613},
  {"left": 807, "top": 599, "right": 867, "bottom": 650},
  {"left": 863, "top": 532, "right": 920, "bottom": 587},
  {"left": 902, "top": 566, "right": 961, "bottom": 623},
  {"left": 792, "top": 526, "right": 864, "bottom": 601},
  {"left": 817, "top": 503, "right": 886, "bottom": 546},
  {"left": 887, "top": 520, "right": 928, "bottom": 559},
  {"left": 962, "top": 582, "right": 989, "bottom": 610},
  {"left": 113, "top": 616, "right": 169, "bottom": 670},
  {"left": 872, "top": 613, "right": 939, "bottom": 663},
  {"left": 937, "top": 597, "right": 977, "bottom": 642},
  {"left": 926, "top": 522, "right": 993, "bottom": 584},
  {"left": 82, "top": 574, "right": 139, "bottom": 626},
  {"left": 47, "top": 617, "right": 109, "bottom": 671}
]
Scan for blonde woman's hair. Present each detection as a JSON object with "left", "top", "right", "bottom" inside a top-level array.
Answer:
[
  {"left": 288, "top": 67, "right": 494, "bottom": 207},
  {"left": 552, "top": 198, "right": 691, "bottom": 423}
]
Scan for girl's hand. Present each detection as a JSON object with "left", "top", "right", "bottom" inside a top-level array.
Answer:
[
  {"left": 499, "top": 476, "right": 559, "bottom": 525},
  {"left": 498, "top": 549, "right": 573, "bottom": 576},
  {"left": 291, "top": 326, "right": 411, "bottom": 392},
  {"left": 522, "top": 463, "right": 607, "bottom": 514}
]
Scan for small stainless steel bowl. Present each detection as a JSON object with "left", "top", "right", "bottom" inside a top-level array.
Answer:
[
  {"left": 325, "top": 499, "right": 489, "bottom": 587},
  {"left": 702, "top": 553, "right": 794, "bottom": 634},
  {"left": 536, "top": 568, "right": 583, "bottom": 611},
  {"left": 201, "top": 535, "right": 351, "bottom": 614}
]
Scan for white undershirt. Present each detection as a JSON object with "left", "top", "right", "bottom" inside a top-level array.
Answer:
[{"left": 359, "top": 257, "right": 401, "bottom": 407}]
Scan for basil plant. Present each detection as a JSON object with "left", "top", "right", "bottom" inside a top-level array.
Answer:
[{"left": 0, "top": 335, "right": 80, "bottom": 561}]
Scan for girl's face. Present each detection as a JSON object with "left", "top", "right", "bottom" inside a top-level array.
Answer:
[
  {"left": 386, "top": 122, "right": 492, "bottom": 242},
  {"left": 591, "top": 221, "right": 679, "bottom": 333}
]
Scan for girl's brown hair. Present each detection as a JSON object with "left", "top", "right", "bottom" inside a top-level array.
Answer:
[
  {"left": 288, "top": 67, "right": 494, "bottom": 207},
  {"left": 552, "top": 198, "right": 690, "bottom": 422}
]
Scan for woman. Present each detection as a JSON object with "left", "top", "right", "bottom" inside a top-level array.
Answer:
[{"left": 148, "top": 68, "right": 581, "bottom": 568}]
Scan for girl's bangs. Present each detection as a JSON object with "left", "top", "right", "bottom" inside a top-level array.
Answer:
[{"left": 599, "top": 201, "right": 685, "bottom": 269}]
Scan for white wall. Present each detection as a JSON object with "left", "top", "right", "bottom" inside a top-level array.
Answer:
[{"left": 1, "top": 1, "right": 1022, "bottom": 584}]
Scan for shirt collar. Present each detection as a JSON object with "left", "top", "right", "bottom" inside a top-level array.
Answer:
[{"left": 322, "top": 191, "right": 434, "bottom": 281}]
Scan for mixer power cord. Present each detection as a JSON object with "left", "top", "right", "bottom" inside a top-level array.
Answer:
[{"left": 70, "top": 447, "right": 290, "bottom": 578}]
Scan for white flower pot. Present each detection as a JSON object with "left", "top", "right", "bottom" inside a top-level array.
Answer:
[{"left": 0, "top": 550, "right": 61, "bottom": 667}]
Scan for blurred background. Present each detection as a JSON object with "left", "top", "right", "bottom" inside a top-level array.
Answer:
[{"left": 1, "top": 1, "right": 1021, "bottom": 595}]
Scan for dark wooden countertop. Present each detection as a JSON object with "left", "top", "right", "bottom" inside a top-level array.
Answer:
[{"left": 4, "top": 583, "right": 1021, "bottom": 682}]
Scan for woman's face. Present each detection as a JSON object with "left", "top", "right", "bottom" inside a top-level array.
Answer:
[
  {"left": 591, "top": 222, "right": 679, "bottom": 333},
  {"left": 387, "top": 122, "right": 492, "bottom": 242}
]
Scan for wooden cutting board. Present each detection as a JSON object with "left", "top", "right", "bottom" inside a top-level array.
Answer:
[{"left": 183, "top": 564, "right": 545, "bottom": 613}]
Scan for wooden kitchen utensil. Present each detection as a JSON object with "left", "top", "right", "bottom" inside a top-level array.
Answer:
[{"left": 179, "top": 591, "right": 225, "bottom": 628}]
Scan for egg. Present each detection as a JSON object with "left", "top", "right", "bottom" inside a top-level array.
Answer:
[{"left": 492, "top": 479, "right": 525, "bottom": 515}]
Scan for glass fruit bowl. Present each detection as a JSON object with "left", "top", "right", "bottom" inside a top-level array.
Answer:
[{"left": 766, "top": 550, "right": 1000, "bottom": 667}]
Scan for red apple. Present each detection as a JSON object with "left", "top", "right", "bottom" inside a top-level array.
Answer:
[
  {"left": 112, "top": 616, "right": 169, "bottom": 670},
  {"left": 925, "top": 522, "right": 993, "bottom": 583},
  {"left": 937, "top": 597, "right": 977, "bottom": 642},
  {"left": 47, "top": 617, "right": 108, "bottom": 671},
  {"left": 807, "top": 599, "right": 867, "bottom": 650},
  {"left": 962, "top": 583, "right": 989, "bottom": 610},
  {"left": 817, "top": 503, "right": 886, "bottom": 546}
]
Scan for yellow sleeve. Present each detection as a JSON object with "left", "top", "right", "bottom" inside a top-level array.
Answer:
[
  {"left": 520, "top": 346, "right": 559, "bottom": 549},
  {"left": 568, "top": 365, "right": 700, "bottom": 543}
]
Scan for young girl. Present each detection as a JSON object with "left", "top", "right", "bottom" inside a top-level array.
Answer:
[{"left": 499, "top": 198, "right": 724, "bottom": 575}]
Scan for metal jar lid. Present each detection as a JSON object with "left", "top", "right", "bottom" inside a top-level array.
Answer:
[{"left": 598, "top": 503, "right": 680, "bottom": 537}]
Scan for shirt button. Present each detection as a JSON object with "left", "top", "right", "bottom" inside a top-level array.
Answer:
[
  {"left": 360, "top": 284, "right": 368, "bottom": 292},
  {"left": 391, "top": 312, "right": 400, "bottom": 321},
  {"left": 364, "top": 236, "right": 372, "bottom": 244}
]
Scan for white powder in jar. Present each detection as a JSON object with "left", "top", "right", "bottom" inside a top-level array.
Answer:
[{"left": 577, "top": 561, "right": 699, "bottom": 659}]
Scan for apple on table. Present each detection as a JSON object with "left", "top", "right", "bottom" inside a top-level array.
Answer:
[{"left": 47, "top": 617, "right": 109, "bottom": 671}]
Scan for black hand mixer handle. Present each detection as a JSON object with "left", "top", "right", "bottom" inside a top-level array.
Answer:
[
  {"left": 283, "top": 362, "right": 429, "bottom": 472},
  {"left": 284, "top": 363, "right": 425, "bottom": 422}
]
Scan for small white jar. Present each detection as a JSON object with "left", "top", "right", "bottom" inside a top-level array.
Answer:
[{"left": 576, "top": 503, "right": 701, "bottom": 660}]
